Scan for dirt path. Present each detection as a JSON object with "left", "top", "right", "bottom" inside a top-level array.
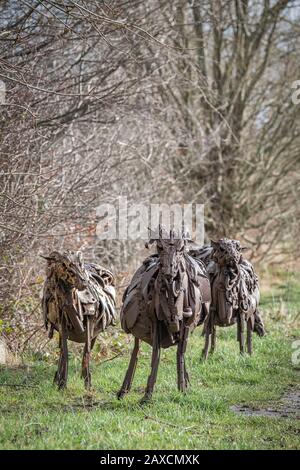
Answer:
[{"left": 231, "top": 387, "right": 300, "bottom": 419}]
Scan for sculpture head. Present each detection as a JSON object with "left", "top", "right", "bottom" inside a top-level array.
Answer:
[
  {"left": 41, "top": 250, "right": 88, "bottom": 290},
  {"left": 146, "top": 225, "right": 188, "bottom": 282},
  {"left": 211, "top": 238, "right": 247, "bottom": 267}
]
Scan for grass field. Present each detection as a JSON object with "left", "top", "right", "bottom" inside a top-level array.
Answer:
[{"left": 0, "top": 268, "right": 299, "bottom": 450}]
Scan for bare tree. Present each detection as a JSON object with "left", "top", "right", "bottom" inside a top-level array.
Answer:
[
  {"left": 1, "top": 0, "right": 299, "bottom": 352},
  {"left": 139, "top": 0, "right": 300, "bottom": 258}
]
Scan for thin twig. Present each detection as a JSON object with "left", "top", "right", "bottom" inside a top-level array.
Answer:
[{"left": 99, "top": 352, "right": 124, "bottom": 365}]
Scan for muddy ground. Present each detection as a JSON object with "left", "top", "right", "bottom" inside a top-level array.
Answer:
[{"left": 231, "top": 387, "right": 300, "bottom": 419}]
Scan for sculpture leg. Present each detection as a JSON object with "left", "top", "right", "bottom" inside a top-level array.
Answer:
[
  {"left": 82, "top": 316, "right": 94, "bottom": 390},
  {"left": 141, "top": 322, "right": 161, "bottom": 404},
  {"left": 117, "top": 337, "right": 140, "bottom": 399},
  {"left": 202, "top": 329, "right": 210, "bottom": 360},
  {"left": 53, "top": 336, "right": 61, "bottom": 385},
  {"left": 237, "top": 313, "right": 245, "bottom": 355},
  {"left": 184, "top": 362, "right": 190, "bottom": 386},
  {"left": 56, "top": 316, "right": 68, "bottom": 390},
  {"left": 210, "top": 325, "right": 216, "bottom": 354},
  {"left": 202, "top": 311, "right": 212, "bottom": 360},
  {"left": 177, "top": 325, "right": 190, "bottom": 392},
  {"left": 247, "top": 318, "right": 253, "bottom": 355}
]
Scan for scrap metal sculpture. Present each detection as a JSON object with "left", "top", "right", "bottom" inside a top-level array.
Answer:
[
  {"left": 118, "top": 226, "right": 211, "bottom": 403},
  {"left": 193, "top": 238, "right": 265, "bottom": 358},
  {"left": 41, "top": 251, "right": 116, "bottom": 390}
]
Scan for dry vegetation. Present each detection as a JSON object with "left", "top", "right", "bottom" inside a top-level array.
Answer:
[{"left": 0, "top": 0, "right": 300, "bottom": 353}]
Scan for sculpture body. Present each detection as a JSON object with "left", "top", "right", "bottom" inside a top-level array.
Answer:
[
  {"left": 193, "top": 239, "right": 265, "bottom": 358},
  {"left": 41, "top": 251, "right": 116, "bottom": 389},
  {"left": 118, "top": 227, "right": 211, "bottom": 402}
]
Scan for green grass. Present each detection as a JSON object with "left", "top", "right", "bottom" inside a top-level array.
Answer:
[{"left": 0, "top": 270, "right": 299, "bottom": 450}]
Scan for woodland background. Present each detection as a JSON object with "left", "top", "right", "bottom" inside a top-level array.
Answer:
[{"left": 0, "top": 0, "right": 300, "bottom": 355}]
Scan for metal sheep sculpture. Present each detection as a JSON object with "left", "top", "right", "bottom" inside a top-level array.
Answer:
[
  {"left": 193, "top": 238, "right": 265, "bottom": 358},
  {"left": 118, "top": 226, "right": 211, "bottom": 403},
  {"left": 41, "top": 251, "right": 116, "bottom": 390}
]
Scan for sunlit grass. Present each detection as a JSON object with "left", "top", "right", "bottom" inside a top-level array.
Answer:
[{"left": 0, "top": 270, "right": 299, "bottom": 450}]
